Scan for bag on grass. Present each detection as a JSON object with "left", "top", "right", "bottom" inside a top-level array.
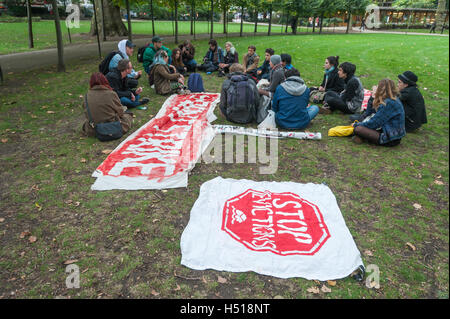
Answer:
[
  {"left": 328, "top": 125, "right": 354, "bottom": 137},
  {"left": 187, "top": 73, "right": 205, "bottom": 92},
  {"left": 137, "top": 44, "right": 150, "bottom": 63},
  {"left": 309, "top": 89, "right": 326, "bottom": 104},
  {"left": 84, "top": 95, "right": 123, "bottom": 142},
  {"left": 257, "top": 110, "right": 277, "bottom": 130}
]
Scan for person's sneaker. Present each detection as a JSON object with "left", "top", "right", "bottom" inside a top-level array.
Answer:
[
  {"left": 218, "top": 71, "right": 225, "bottom": 77},
  {"left": 136, "top": 105, "right": 147, "bottom": 110},
  {"left": 139, "top": 97, "right": 150, "bottom": 105},
  {"left": 352, "top": 135, "right": 364, "bottom": 144}
]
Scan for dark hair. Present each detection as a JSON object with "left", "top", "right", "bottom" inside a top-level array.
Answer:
[
  {"left": 248, "top": 45, "right": 256, "bottom": 51},
  {"left": 327, "top": 56, "right": 339, "bottom": 67},
  {"left": 209, "top": 39, "right": 217, "bottom": 47},
  {"left": 117, "top": 59, "right": 131, "bottom": 72},
  {"left": 339, "top": 62, "right": 356, "bottom": 77},
  {"left": 285, "top": 68, "right": 300, "bottom": 78},
  {"left": 280, "top": 54, "right": 292, "bottom": 64},
  {"left": 265, "top": 48, "right": 275, "bottom": 55}
]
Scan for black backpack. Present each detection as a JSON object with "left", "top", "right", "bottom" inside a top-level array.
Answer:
[
  {"left": 137, "top": 44, "right": 151, "bottom": 63},
  {"left": 225, "top": 75, "right": 256, "bottom": 124},
  {"left": 98, "top": 51, "right": 123, "bottom": 75}
]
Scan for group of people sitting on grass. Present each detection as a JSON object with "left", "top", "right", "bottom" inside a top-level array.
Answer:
[{"left": 82, "top": 36, "right": 428, "bottom": 148}]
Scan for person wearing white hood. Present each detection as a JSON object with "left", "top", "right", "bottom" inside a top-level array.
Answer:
[
  {"left": 109, "top": 40, "right": 143, "bottom": 83},
  {"left": 271, "top": 69, "right": 319, "bottom": 129}
]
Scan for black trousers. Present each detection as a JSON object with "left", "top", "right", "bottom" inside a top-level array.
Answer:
[{"left": 324, "top": 91, "right": 353, "bottom": 114}]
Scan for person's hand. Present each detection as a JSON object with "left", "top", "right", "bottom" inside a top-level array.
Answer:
[
  {"left": 257, "top": 70, "right": 262, "bottom": 75},
  {"left": 169, "top": 65, "right": 176, "bottom": 71},
  {"left": 318, "top": 86, "right": 325, "bottom": 92},
  {"left": 135, "top": 87, "right": 143, "bottom": 95},
  {"left": 131, "top": 93, "right": 135, "bottom": 101},
  {"left": 184, "top": 67, "right": 187, "bottom": 72}
]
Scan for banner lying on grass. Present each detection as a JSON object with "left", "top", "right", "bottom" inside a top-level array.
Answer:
[
  {"left": 91, "top": 93, "right": 220, "bottom": 190},
  {"left": 213, "top": 125, "right": 322, "bottom": 140},
  {"left": 181, "top": 177, "right": 364, "bottom": 280}
]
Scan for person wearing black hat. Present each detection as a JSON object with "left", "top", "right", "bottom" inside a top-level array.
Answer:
[
  {"left": 397, "top": 71, "right": 427, "bottom": 132},
  {"left": 143, "top": 36, "right": 172, "bottom": 74}
]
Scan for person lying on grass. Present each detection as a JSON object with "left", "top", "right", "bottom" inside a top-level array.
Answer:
[
  {"left": 149, "top": 51, "right": 188, "bottom": 95},
  {"left": 256, "top": 48, "right": 274, "bottom": 81},
  {"left": 272, "top": 68, "right": 319, "bottom": 130},
  {"left": 106, "top": 59, "right": 150, "bottom": 110},
  {"left": 321, "top": 61, "right": 364, "bottom": 115},
  {"left": 309, "top": 55, "right": 345, "bottom": 104},
  {"left": 351, "top": 78, "right": 406, "bottom": 147},
  {"left": 258, "top": 55, "right": 285, "bottom": 99},
  {"left": 218, "top": 41, "right": 239, "bottom": 77},
  {"left": 82, "top": 72, "right": 133, "bottom": 138}
]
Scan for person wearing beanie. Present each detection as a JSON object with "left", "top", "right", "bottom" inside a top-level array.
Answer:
[
  {"left": 258, "top": 54, "right": 285, "bottom": 98},
  {"left": 397, "top": 71, "right": 427, "bottom": 132}
]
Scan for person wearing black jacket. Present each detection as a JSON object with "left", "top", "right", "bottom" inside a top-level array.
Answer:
[
  {"left": 106, "top": 59, "right": 149, "bottom": 110},
  {"left": 397, "top": 71, "right": 427, "bottom": 132},
  {"left": 309, "top": 56, "right": 345, "bottom": 103},
  {"left": 322, "top": 62, "right": 364, "bottom": 114}
]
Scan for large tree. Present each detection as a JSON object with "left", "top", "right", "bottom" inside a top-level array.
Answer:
[
  {"left": 89, "top": 0, "right": 128, "bottom": 37},
  {"left": 435, "top": 0, "right": 448, "bottom": 32},
  {"left": 51, "top": 0, "right": 65, "bottom": 72}
]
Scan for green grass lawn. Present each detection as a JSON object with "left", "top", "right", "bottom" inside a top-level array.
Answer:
[
  {"left": 0, "top": 33, "right": 448, "bottom": 299},
  {"left": 0, "top": 19, "right": 293, "bottom": 55}
]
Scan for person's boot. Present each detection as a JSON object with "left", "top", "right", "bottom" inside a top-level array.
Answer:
[
  {"left": 137, "top": 97, "right": 150, "bottom": 110},
  {"left": 352, "top": 135, "right": 364, "bottom": 144}
]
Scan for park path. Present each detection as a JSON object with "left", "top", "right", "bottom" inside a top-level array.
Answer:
[{"left": 0, "top": 27, "right": 447, "bottom": 76}]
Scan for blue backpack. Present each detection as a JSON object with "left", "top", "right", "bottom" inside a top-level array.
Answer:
[{"left": 187, "top": 73, "right": 205, "bottom": 93}]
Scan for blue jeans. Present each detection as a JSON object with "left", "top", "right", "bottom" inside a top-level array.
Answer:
[
  {"left": 308, "top": 104, "right": 320, "bottom": 120},
  {"left": 184, "top": 59, "right": 197, "bottom": 72},
  {"left": 120, "top": 94, "right": 141, "bottom": 109}
]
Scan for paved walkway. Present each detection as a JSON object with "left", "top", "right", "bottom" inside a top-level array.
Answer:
[{"left": 0, "top": 27, "right": 447, "bottom": 75}]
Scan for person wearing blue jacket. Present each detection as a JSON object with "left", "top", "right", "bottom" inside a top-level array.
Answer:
[
  {"left": 271, "top": 69, "right": 319, "bottom": 129},
  {"left": 352, "top": 78, "right": 406, "bottom": 146}
]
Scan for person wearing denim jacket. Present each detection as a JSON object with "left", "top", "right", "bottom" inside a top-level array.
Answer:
[{"left": 352, "top": 78, "right": 405, "bottom": 146}]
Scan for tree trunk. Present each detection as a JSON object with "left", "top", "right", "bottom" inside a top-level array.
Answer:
[
  {"left": 90, "top": 0, "right": 128, "bottom": 37},
  {"left": 151, "top": 0, "right": 155, "bottom": 36},
  {"left": 240, "top": 6, "right": 244, "bottom": 36},
  {"left": 100, "top": 0, "right": 106, "bottom": 41},
  {"left": 436, "top": 0, "right": 447, "bottom": 31},
  {"left": 254, "top": 2, "right": 258, "bottom": 34},
  {"left": 312, "top": 16, "right": 316, "bottom": 32},
  {"left": 51, "top": 0, "right": 65, "bottom": 72},
  {"left": 92, "top": 0, "right": 102, "bottom": 58},
  {"left": 175, "top": 0, "right": 178, "bottom": 44},
  {"left": 125, "top": 0, "right": 132, "bottom": 41},
  {"left": 223, "top": 6, "right": 227, "bottom": 34},
  {"left": 26, "top": 0, "right": 34, "bottom": 48},
  {"left": 210, "top": 0, "right": 214, "bottom": 39},
  {"left": 291, "top": 16, "right": 298, "bottom": 34},
  {"left": 346, "top": 13, "right": 351, "bottom": 34},
  {"left": 190, "top": 1, "right": 194, "bottom": 35},
  {"left": 268, "top": 4, "right": 272, "bottom": 36}
]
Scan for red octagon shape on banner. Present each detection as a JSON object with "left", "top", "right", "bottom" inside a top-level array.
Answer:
[{"left": 221, "top": 189, "right": 331, "bottom": 256}]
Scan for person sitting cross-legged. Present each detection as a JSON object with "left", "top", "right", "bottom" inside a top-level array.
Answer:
[
  {"left": 272, "top": 68, "right": 319, "bottom": 130},
  {"left": 198, "top": 39, "right": 224, "bottom": 74},
  {"left": 352, "top": 78, "right": 406, "bottom": 147},
  {"left": 258, "top": 55, "right": 286, "bottom": 99},
  {"left": 242, "top": 45, "right": 260, "bottom": 78},
  {"left": 149, "top": 51, "right": 187, "bottom": 95},
  {"left": 106, "top": 59, "right": 149, "bottom": 110},
  {"left": 257, "top": 48, "right": 274, "bottom": 81}
]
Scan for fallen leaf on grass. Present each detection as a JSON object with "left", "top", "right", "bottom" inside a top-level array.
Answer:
[
  {"left": 101, "top": 149, "right": 113, "bottom": 154},
  {"left": 20, "top": 231, "right": 31, "bottom": 239},
  {"left": 307, "top": 286, "right": 320, "bottom": 294},
  {"left": 321, "top": 285, "right": 331, "bottom": 293},
  {"left": 1, "top": 139, "right": 8, "bottom": 143},
  {"left": 434, "top": 180, "right": 444, "bottom": 185},
  {"left": 174, "top": 284, "right": 181, "bottom": 291},
  {"left": 217, "top": 276, "right": 227, "bottom": 284},
  {"left": 151, "top": 289, "right": 160, "bottom": 296},
  {"left": 0, "top": 218, "right": 5, "bottom": 223},
  {"left": 327, "top": 280, "right": 337, "bottom": 287},
  {"left": 406, "top": 242, "right": 416, "bottom": 251},
  {"left": 364, "top": 250, "right": 374, "bottom": 257},
  {"left": 28, "top": 236, "right": 37, "bottom": 243},
  {"left": 413, "top": 203, "right": 422, "bottom": 210},
  {"left": 47, "top": 111, "right": 55, "bottom": 114},
  {"left": 64, "top": 259, "right": 79, "bottom": 265},
  {"left": 35, "top": 202, "right": 42, "bottom": 211},
  {"left": 80, "top": 158, "right": 87, "bottom": 163}
]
